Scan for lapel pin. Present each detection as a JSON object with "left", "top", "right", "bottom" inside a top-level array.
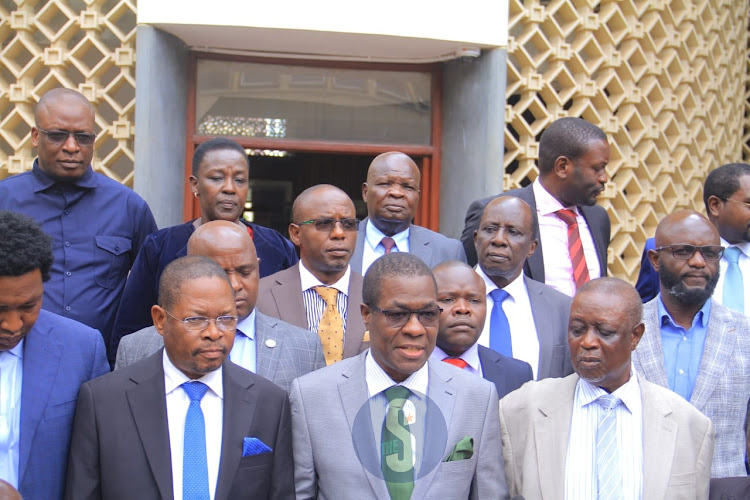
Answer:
[{"left": 265, "top": 339, "right": 277, "bottom": 348}]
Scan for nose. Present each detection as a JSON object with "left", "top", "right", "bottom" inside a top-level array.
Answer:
[
  {"left": 221, "top": 177, "right": 236, "bottom": 194},
  {"left": 402, "top": 312, "right": 427, "bottom": 337},
  {"left": 228, "top": 272, "right": 242, "bottom": 293},
  {"left": 597, "top": 169, "right": 608, "bottom": 185},
  {"left": 687, "top": 248, "right": 707, "bottom": 267},
  {"left": 578, "top": 328, "right": 599, "bottom": 350},
  {"left": 202, "top": 319, "right": 224, "bottom": 340},
  {"left": 62, "top": 133, "right": 80, "bottom": 153},
  {"left": 0, "top": 311, "right": 23, "bottom": 333},
  {"left": 490, "top": 228, "right": 509, "bottom": 247},
  {"left": 454, "top": 298, "right": 471, "bottom": 315},
  {"left": 330, "top": 220, "right": 346, "bottom": 239}
]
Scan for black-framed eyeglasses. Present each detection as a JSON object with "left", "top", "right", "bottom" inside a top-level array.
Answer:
[
  {"left": 294, "top": 218, "right": 360, "bottom": 232},
  {"left": 367, "top": 304, "right": 443, "bottom": 328},
  {"left": 654, "top": 244, "right": 724, "bottom": 261},
  {"left": 36, "top": 127, "right": 96, "bottom": 146},
  {"left": 720, "top": 197, "right": 750, "bottom": 209},
  {"left": 164, "top": 309, "right": 238, "bottom": 332}
]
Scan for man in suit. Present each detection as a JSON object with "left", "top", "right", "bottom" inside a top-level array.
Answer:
[
  {"left": 461, "top": 117, "right": 611, "bottom": 296},
  {"left": 430, "top": 260, "right": 532, "bottom": 398},
  {"left": 66, "top": 256, "right": 294, "bottom": 499},
  {"left": 257, "top": 185, "right": 368, "bottom": 364},
  {"left": 116, "top": 220, "right": 325, "bottom": 392},
  {"left": 474, "top": 195, "right": 574, "bottom": 379},
  {"left": 500, "top": 277, "right": 714, "bottom": 499},
  {"left": 634, "top": 209, "right": 750, "bottom": 478},
  {"left": 291, "top": 253, "right": 507, "bottom": 499},
  {"left": 636, "top": 162, "right": 750, "bottom": 306},
  {"left": 0, "top": 211, "right": 109, "bottom": 500},
  {"left": 351, "top": 151, "right": 466, "bottom": 275}
]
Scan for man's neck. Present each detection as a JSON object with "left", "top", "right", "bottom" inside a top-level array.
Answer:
[
  {"left": 302, "top": 259, "right": 346, "bottom": 286},
  {"left": 536, "top": 175, "right": 570, "bottom": 207},
  {"left": 371, "top": 218, "right": 409, "bottom": 237},
  {"left": 487, "top": 269, "right": 522, "bottom": 290},
  {"left": 660, "top": 289, "right": 706, "bottom": 330}
]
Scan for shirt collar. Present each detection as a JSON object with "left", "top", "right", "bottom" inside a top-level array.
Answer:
[
  {"left": 163, "top": 349, "right": 224, "bottom": 399},
  {"left": 475, "top": 264, "right": 527, "bottom": 302},
  {"left": 577, "top": 365, "right": 641, "bottom": 414},
  {"left": 299, "top": 261, "right": 351, "bottom": 295},
  {"left": 721, "top": 237, "right": 750, "bottom": 257},
  {"left": 6, "top": 339, "right": 25, "bottom": 360},
  {"left": 657, "top": 293, "right": 711, "bottom": 329},
  {"left": 532, "top": 179, "right": 578, "bottom": 216},
  {"left": 431, "top": 343, "right": 481, "bottom": 372},
  {"left": 365, "top": 219, "right": 410, "bottom": 252},
  {"left": 31, "top": 159, "right": 98, "bottom": 192},
  {"left": 365, "top": 349, "right": 429, "bottom": 398},
  {"left": 236, "top": 309, "right": 256, "bottom": 340}
]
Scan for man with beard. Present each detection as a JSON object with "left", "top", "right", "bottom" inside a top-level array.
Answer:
[{"left": 634, "top": 209, "right": 750, "bottom": 477}]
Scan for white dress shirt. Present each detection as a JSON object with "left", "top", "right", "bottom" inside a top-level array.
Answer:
[
  {"left": 230, "top": 310, "right": 256, "bottom": 372},
  {"left": 475, "top": 266, "right": 540, "bottom": 379},
  {"left": 0, "top": 340, "right": 23, "bottom": 488},
  {"left": 712, "top": 238, "right": 750, "bottom": 312},
  {"left": 164, "top": 350, "right": 223, "bottom": 500},
  {"left": 533, "top": 180, "right": 601, "bottom": 296},
  {"left": 564, "top": 371, "right": 643, "bottom": 500},
  {"left": 430, "top": 344, "right": 483, "bottom": 376},
  {"left": 362, "top": 219, "right": 410, "bottom": 275},
  {"left": 299, "top": 261, "right": 350, "bottom": 332}
]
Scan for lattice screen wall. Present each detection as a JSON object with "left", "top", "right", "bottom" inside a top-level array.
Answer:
[
  {"left": 0, "top": 0, "right": 137, "bottom": 185},
  {"left": 507, "top": 0, "right": 750, "bottom": 283}
]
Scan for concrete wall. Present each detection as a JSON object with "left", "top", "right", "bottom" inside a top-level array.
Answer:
[
  {"left": 440, "top": 48, "right": 506, "bottom": 239},
  {"left": 134, "top": 26, "right": 189, "bottom": 228}
]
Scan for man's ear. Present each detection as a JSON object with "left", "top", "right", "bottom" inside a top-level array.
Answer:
[
  {"left": 553, "top": 155, "right": 572, "bottom": 178},
  {"left": 706, "top": 195, "right": 724, "bottom": 219},
  {"left": 152, "top": 305, "right": 167, "bottom": 337},
  {"left": 647, "top": 248, "right": 660, "bottom": 273},
  {"left": 289, "top": 223, "right": 301, "bottom": 247},
  {"left": 630, "top": 322, "right": 646, "bottom": 350},
  {"left": 527, "top": 239, "right": 538, "bottom": 257},
  {"left": 360, "top": 303, "right": 372, "bottom": 330}
]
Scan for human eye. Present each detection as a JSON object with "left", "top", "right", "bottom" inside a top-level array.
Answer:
[
  {"left": 340, "top": 219, "right": 358, "bottom": 231},
  {"left": 569, "top": 322, "right": 586, "bottom": 336},
  {"left": 418, "top": 309, "right": 439, "bottom": 322},
  {"left": 183, "top": 316, "right": 208, "bottom": 327},
  {"left": 47, "top": 130, "right": 69, "bottom": 142},
  {"left": 217, "top": 315, "right": 238, "bottom": 327},
  {"left": 384, "top": 310, "right": 409, "bottom": 322},
  {"left": 437, "top": 296, "right": 454, "bottom": 304},
  {"left": 314, "top": 219, "right": 335, "bottom": 231},
  {"left": 234, "top": 177, "right": 247, "bottom": 185},
  {"left": 402, "top": 183, "right": 417, "bottom": 191},
  {"left": 482, "top": 225, "right": 498, "bottom": 234},
  {"left": 672, "top": 245, "right": 694, "bottom": 259}
]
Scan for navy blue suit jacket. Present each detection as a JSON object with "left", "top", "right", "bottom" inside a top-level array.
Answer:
[
  {"left": 18, "top": 310, "right": 109, "bottom": 500},
  {"left": 635, "top": 237, "right": 659, "bottom": 303},
  {"left": 478, "top": 346, "right": 533, "bottom": 399}
]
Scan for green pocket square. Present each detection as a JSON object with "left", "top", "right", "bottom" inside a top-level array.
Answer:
[{"left": 443, "top": 436, "right": 474, "bottom": 462}]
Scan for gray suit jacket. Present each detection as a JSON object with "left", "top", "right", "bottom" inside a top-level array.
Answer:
[
  {"left": 114, "top": 311, "right": 326, "bottom": 393},
  {"left": 499, "top": 373, "right": 714, "bottom": 500},
  {"left": 290, "top": 352, "right": 508, "bottom": 499},
  {"left": 524, "top": 276, "right": 575, "bottom": 379},
  {"left": 461, "top": 184, "right": 611, "bottom": 276},
  {"left": 256, "top": 263, "right": 368, "bottom": 359},
  {"left": 350, "top": 218, "right": 467, "bottom": 274},
  {"left": 634, "top": 299, "right": 750, "bottom": 478}
]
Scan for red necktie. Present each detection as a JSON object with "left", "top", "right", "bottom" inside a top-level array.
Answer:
[
  {"left": 555, "top": 209, "right": 590, "bottom": 290},
  {"left": 442, "top": 357, "right": 468, "bottom": 369},
  {"left": 381, "top": 237, "right": 396, "bottom": 254}
]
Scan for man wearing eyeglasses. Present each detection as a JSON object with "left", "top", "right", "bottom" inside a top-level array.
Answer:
[
  {"left": 66, "top": 255, "right": 294, "bottom": 499},
  {"left": 291, "top": 252, "right": 507, "bottom": 499},
  {"left": 633, "top": 209, "right": 750, "bottom": 478},
  {"left": 0, "top": 88, "right": 157, "bottom": 356},
  {"left": 257, "top": 185, "right": 369, "bottom": 365}
]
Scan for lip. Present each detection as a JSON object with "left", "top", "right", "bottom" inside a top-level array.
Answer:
[
  {"left": 396, "top": 345, "right": 426, "bottom": 360},
  {"left": 217, "top": 200, "right": 237, "bottom": 209},
  {"left": 384, "top": 204, "right": 406, "bottom": 212},
  {"left": 486, "top": 253, "right": 510, "bottom": 262},
  {"left": 59, "top": 160, "right": 82, "bottom": 168},
  {"left": 449, "top": 320, "right": 475, "bottom": 329},
  {"left": 197, "top": 349, "right": 225, "bottom": 360},
  {"left": 326, "top": 247, "right": 350, "bottom": 256},
  {"left": 577, "top": 357, "right": 601, "bottom": 366}
]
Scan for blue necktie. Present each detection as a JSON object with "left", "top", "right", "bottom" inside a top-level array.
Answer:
[
  {"left": 596, "top": 394, "right": 623, "bottom": 500},
  {"left": 723, "top": 246, "right": 744, "bottom": 313},
  {"left": 489, "top": 289, "right": 512, "bottom": 357},
  {"left": 182, "top": 382, "right": 210, "bottom": 500}
]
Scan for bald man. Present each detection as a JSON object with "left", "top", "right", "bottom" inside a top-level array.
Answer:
[
  {"left": 430, "top": 261, "right": 532, "bottom": 398},
  {"left": 634, "top": 210, "right": 750, "bottom": 477},
  {"left": 115, "top": 221, "right": 325, "bottom": 392},
  {"left": 0, "top": 88, "right": 157, "bottom": 358},
  {"left": 257, "top": 185, "right": 369, "bottom": 364},
  {"left": 351, "top": 151, "right": 466, "bottom": 274}
]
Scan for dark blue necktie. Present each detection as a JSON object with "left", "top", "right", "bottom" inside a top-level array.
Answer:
[
  {"left": 182, "top": 382, "right": 210, "bottom": 499},
  {"left": 489, "top": 289, "right": 513, "bottom": 357}
]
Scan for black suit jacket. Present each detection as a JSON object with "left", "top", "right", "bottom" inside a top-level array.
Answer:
[
  {"left": 478, "top": 346, "right": 533, "bottom": 399},
  {"left": 460, "top": 184, "right": 611, "bottom": 275},
  {"left": 65, "top": 350, "right": 294, "bottom": 500}
]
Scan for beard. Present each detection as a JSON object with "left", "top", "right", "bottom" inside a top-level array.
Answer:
[{"left": 659, "top": 264, "right": 719, "bottom": 306}]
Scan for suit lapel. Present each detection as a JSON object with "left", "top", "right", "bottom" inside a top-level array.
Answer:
[
  {"left": 525, "top": 277, "right": 553, "bottom": 380},
  {"left": 215, "top": 363, "right": 257, "bottom": 500},
  {"left": 351, "top": 222, "right": 367, "bottom": 274},
  {"left": 518, "top": 186, "right": 545, "bottom": 281},
  {"left": 633, "top": 300, "right": 669, "bottom": 388},
  {"left": 269, "top": 264, "right": 308, "bottom": 328},
  {"left": 255, "top": 313, "right": 283, "bottom": 383},
  {"left": 409, "top": 225, "right": 433, "bottom": 266},
  {"left": 126, "top": 352, "right": 173, "bottom": 500},
  {"left": 535, "top": 374, "right": 576, "bottom": 498},
  {"left": 19, "top": 319, "right": 63, "bottom": 483},
  {"left": 478, "top": 346, "right": 508, "bottom": 397},
  {"left": 689, "top": 304, "right": 735, "bottom": 411},
  {"left": 579, "top": 205, "right": 609, "bottom": 273},
  {"left": 343, "top": 271, "right": 367, "bottom": 358},
  {"left": 641, "top": 378, "right": 677, "bottom": 500}
]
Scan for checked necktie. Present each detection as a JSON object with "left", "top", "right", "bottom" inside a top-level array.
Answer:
[
  {"left": 381, "top": 385, "right": 415, "bottom": 500},
  {"left": 556, "top": 209, "right": 590, "bottom": 291},
  {"left": 182, "top": 382, "right": 210, "bottom": 500},
  {"left": 596, "top": 394, "right": 623, "bottom": 500},
  {"left": 314, "top": 286, "right": 344, "bottom": 365}
]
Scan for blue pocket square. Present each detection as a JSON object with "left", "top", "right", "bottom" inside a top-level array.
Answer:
[{"left": 243, "top": 437, "right": 272, "bottom": 457}]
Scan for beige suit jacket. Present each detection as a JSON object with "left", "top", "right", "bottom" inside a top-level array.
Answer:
[{"left": 498, "top": 373, "right": 714, "bottom": 500}]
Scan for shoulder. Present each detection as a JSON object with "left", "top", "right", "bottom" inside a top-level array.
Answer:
[
  {"left": 294, "top": 353, "right": 362, "bottom": 390},
  {"left": 0, "top": 171, "right": 33, "bottom": 189},
  {"left": 640, "top": 377, "right": 711, "bottom": 426},
  {"left": 35, "top": 309, "right": 101, "bottom": 343},
  {"left": 257, "top": 312, "right": 316, "bottom": 342},
  {"left": 246, "top": 222, "right": 292, "bottom": 246},
  {"left": 525, "top": 278, "right": 572, "bottom": 306},
  {"left": 121, "top": 325, "right": 161, "bottom": 344},
  {"left": 226, "top": 360, "right": 287, "bottom": 401},
  {"left": 479, "top": 345, "right": 532, "bottom": 373},
  {"left": 711, "top": 301, "right": 750, "bottom": 326},
  {"left": 501, "top": 374, "right": 575, "bottom": 409},
  {"left": 93, "top": 173, "right": 150, "bottom": 205},
  {"left": 259, "top": 266, "right": 296, "bottom": 287},
  {"left": 432, "top": 359, "right": 495, "bottom": 398},
  {"left": 411, "top": 224, "right": 462, "bottom": 246}
]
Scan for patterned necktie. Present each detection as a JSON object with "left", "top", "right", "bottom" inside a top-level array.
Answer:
[
  {"left": 182, "top": 382, "right": 210, "bottom": 500},
  {"left": 313, "top": 286, "right": 344, "bottom": 365},
  {"left": 489, "top": 289, "right": 513, "bottom": 357},
  {"left": 596, "top": 394, "right": 623, "bottom": 500},
  {"left": 555, "top": 209, "right": 590, "bottom": 290},
  {"left": 381, "top": 237, "right": 397, "bottom": 254},
  {"left": 723, "top": 246, "right": 744, "bottom": 313},
  {"left": 442, "top": 357, "right": 469, "bottom": 369},
  {"left": 381, "top": 385, "right": 414, "bottom": 500}
]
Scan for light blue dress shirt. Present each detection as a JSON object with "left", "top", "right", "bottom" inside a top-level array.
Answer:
[
  {"left": 229, "top": 310, "right": 256, "bottom": 373},
  {"left": 657, "top": 295, "right": 711, "bottom": 401},
  {"left": 361, "top": 219, "right": 410, "bottom": 274},
  {"left": 0, "top": 339, "right": 24, "bottom": 488}
]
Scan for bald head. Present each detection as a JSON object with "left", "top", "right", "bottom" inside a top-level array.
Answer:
[
  {"left": 654, "top": 210, "right": 719, "bottom": 247},
  {"left": 187, "top": 220, "right": 259, "bottom": 318},
  {"left": 292, "top": 184, "right": 353, "bottom": 222},
  {"left": 0, "top": 480, "right": 21, "bottom": 500},
  {"left": 35, "top": 88, "right": 94, "bottom": 123},
  {"left": 363, "top": 151, "right": 421, "bottom": 236},
  {"left": 576, "top": 277, "right": 642, "bottom": 327}
]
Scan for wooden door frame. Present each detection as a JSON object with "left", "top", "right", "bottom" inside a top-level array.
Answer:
[{"left": 184, "top": 52, "right": 443, "bottom": 230}]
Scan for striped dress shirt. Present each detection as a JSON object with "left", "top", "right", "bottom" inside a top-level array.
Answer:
[
  {"left": 299, "top": 262, "right": 349, "bottom": 333},
  {"left": 565, "top": 371, "right": 643, "bottom": 500}
]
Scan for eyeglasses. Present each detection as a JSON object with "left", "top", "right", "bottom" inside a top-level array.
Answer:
[
  {"left": 294, "top": 218, "right": 360, "bottom": 232},
  {"left": 720, "top": 197, "right": 750, "bottom": 209},
  {"left": 36, "top": 127, "right": 96, "bottom": 146},
  {"left": 164, "top": 309, "right": 238, "bottom": 332},
  {"left": 367, "top": 305, "right": 442, "bottom": 328},
  {"left": 654, "top": 244, "right": 725, "bottom": 261}
]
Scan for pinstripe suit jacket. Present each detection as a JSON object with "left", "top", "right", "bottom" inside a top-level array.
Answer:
[
  {"left": 114, "top": 312, "right": 325, "bottom": 392},
  {"left": 634, "top": 298, "right": 750, "bottom": 477}
]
